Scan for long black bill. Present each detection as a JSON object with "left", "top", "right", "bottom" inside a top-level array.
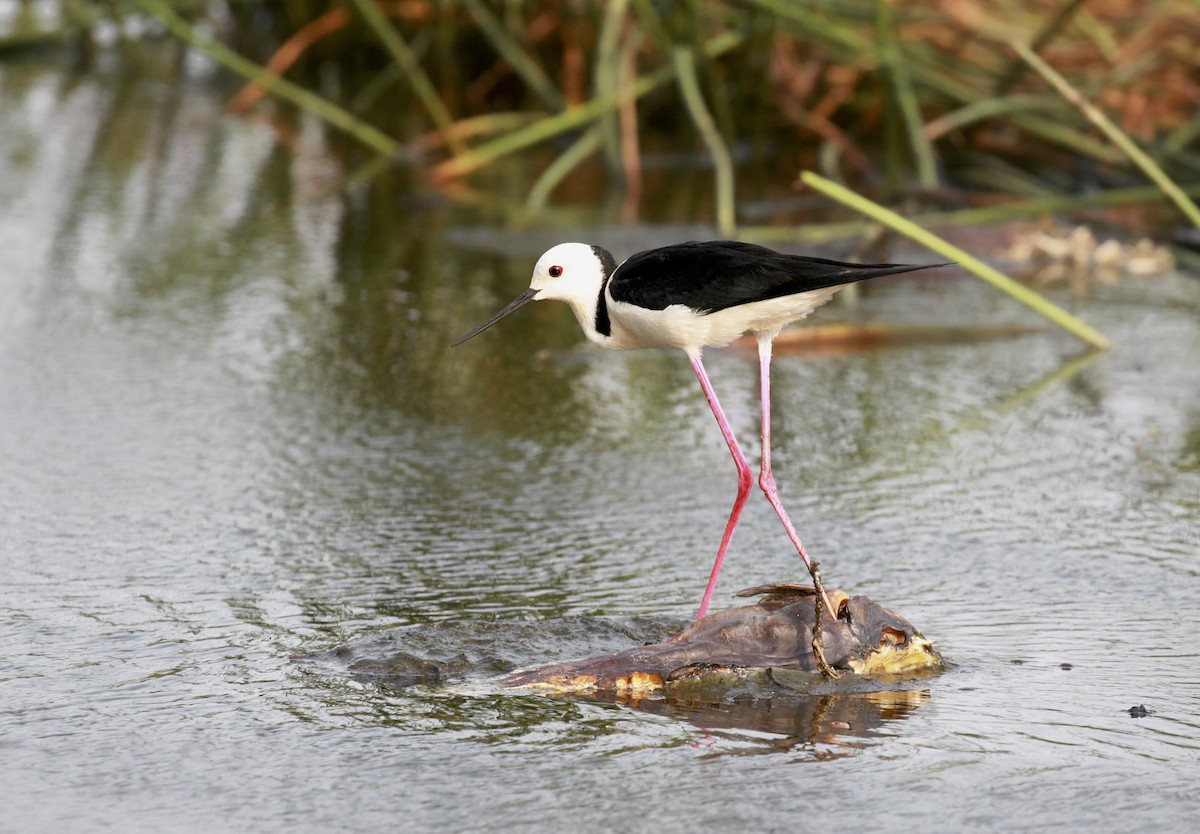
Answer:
[{"left": 451, "top": 288, "right": 540, "bottom": 346}]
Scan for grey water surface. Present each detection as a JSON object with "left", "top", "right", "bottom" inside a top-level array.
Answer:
[{"left": 2, "top": 54, "right": 1198, "bottom": 833}]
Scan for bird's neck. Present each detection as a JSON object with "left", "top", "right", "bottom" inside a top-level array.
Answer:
[
  {"left": 567, "top": 245, "right": 620, "bottom": 348},
  {"left": 564, "top": 281, "right": 615, "bottom": 347}
]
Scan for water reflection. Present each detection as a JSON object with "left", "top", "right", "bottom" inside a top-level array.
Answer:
[{"left": 581, "top": 688, "right": 931, "bottom": 760}]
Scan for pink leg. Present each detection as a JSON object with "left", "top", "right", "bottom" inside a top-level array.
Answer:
[
  {"left": 757, "top": 337, "right": 838, "bottom": 617},
  {"left": 690, "top": 353, "right": 753, "bottom": 620}
]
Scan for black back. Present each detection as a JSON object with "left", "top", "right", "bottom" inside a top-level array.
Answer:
[{"left": 606, "top": 240, "right": 944, "bottom": 314}]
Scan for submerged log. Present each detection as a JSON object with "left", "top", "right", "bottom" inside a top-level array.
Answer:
[{"left": 504, "top": 584, "right": 943, "bottom": 695}]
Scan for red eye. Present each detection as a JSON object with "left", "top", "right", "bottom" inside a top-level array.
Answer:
[{"left": 548, "top": 265, "right": 563, "bottom": 278}]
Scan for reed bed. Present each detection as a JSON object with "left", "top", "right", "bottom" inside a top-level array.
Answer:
[{"left": 123, "top": 1, "right": 1199, "bottom": 218}]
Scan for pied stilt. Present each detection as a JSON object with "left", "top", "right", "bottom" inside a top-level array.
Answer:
[{"left": 454, "top": 240, "right": 948, "bottom": 619}]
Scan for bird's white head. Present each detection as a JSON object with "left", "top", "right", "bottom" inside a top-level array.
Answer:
[
  {"left": 452, "top": 242, "right": 616, "bottom": 346},
  {"left": 528, "top": 242, "right": 611, "bottom": 305}
]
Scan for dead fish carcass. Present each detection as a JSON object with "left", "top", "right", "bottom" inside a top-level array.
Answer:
[{"left": 504, "top": 584, "right": 943, "bottom": 696}]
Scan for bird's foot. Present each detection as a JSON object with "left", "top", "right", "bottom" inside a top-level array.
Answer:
[{"left": 810, "top": 561, "right": 842, "bottom": 680}]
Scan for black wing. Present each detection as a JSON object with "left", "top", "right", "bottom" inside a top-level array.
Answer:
[{"left": 608, "top": 240, "right": 947, "bottom": 313}]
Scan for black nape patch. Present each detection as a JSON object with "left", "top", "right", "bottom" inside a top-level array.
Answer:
[
  {"left": 590, "top": 245, "right": 618, "bottom": 278},
  {"left": 591, "top": 245, "right": 617, "bottom": 337}
]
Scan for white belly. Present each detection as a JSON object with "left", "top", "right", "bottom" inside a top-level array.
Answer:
[{"left": 606, "top": 288, "right": 840, "bottom": 352}]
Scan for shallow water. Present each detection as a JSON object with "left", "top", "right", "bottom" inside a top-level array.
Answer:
[{"left": 2, "top": 51, "right": 1199, "bottom": 833}]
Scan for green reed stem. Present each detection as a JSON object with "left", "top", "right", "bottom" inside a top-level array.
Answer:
[
  {"left": 800, "top": 171, "right": 1111, "bottom": 349},
  {"left": 1013, "top": 40, "right": 1200, "bottom": 230},
  {"left": 876, "top": 0, "right": 938, "bottom": 189},
  {"left": 629, "top": 0, "right": 673, "bottom": 56},
  {"left": 742, "top": 182, "right": 1200, "bottom": 245},
  {"left": 132, "top": 0, "right": 402, "bottom": 157},
  {"left": 525, "top": 126, "right": 605, "bottom": 210},
  {"left": 924, "top": 94, "right": 1062, "bottom": 140},
  {"left": 595, "top": 0, "right": 632, "bottom": 170},
  {"left": 672, "top": 46, "right": 736, "bottom": 237},
  {"left": 461, "top": 0, "right": 564, "bottom": 111},
  {"left": 995, "top": 0, "right": 1089, "bottom": 94},
  {"left": 432, "top": 30, "right": 743, "bottom": 180},
  {"left": 348, "top": 0, "right": 464, "bottom": 156}
]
